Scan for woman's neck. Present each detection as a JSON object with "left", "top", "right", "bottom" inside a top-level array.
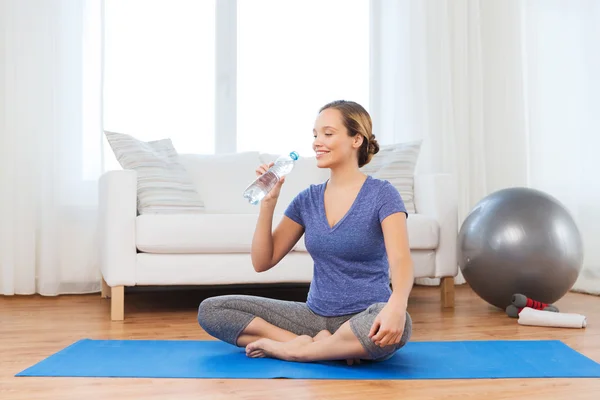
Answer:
[{"left": 328, "top": 163, "right": 367, "bottom": 188}]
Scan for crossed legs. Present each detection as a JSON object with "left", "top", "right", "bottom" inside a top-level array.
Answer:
[{"left": 198, "top": 295, "right": 411, "bottom": 363}]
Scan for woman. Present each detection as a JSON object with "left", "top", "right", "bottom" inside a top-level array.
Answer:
[{"left": 198, "top": 100, "right": 414, "bottom": 364}]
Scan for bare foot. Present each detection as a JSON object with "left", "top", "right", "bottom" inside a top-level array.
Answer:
[{"left": 246, "top": 335, "right": 313, "bottom": 361}]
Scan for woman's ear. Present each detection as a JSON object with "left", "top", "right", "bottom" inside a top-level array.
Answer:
[{"left": 353, "top": 134, "right": 364, "bottom": 149}]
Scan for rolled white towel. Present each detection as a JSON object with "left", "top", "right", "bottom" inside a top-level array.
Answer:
[{"left": 518, "top": 307, "right": 587, "bottom": 328}]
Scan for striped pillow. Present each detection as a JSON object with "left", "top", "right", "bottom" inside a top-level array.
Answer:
[
  {"left": 105, "top": 131, "right": 205, "bottom": 214},
  {"left": 361, "top": 140, "right": 422, "bottom": 214}
]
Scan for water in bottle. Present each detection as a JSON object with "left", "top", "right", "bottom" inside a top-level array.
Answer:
[{"left": 243, "top": 151, "right": 299, "bottom": 205}]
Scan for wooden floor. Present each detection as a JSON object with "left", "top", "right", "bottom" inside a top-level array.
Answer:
[{"left": 1, "top": 284, "right": 599, "bottom": 400}]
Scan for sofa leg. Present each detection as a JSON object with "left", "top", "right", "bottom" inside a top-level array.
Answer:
[
  {"left": 111, "top": 286, "right": 125, "bottom": 321},
  {"left": 101, "top": 277, "right": 111, "bottom": 298},
  {"left": 441, "top": 277, "right": 455, "bottom": 308}
]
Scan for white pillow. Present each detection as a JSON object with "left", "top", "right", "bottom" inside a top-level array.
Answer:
[
  {"left": 104, "top": 131, "right": 205, "bottom": 214},
  {"left": 361, "top": 140, "right": 422, "bottom": 214},
  {"left": 178, "top": 151, "right": 262, "bottom": 214}
]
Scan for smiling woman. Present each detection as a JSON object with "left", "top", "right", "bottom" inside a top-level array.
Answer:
[
  {"left": 313, "top": 100, "right": 380, "bottom": 170},
  {"left": 198, "top": 100, "right": 414, "bottom": 365}
]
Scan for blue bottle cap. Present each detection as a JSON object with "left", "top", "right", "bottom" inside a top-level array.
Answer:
[{"left": 289, "top": 151, "right": 299, "bottom": 160}]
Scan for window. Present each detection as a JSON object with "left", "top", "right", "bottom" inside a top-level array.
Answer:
[
  {"left": 103, "top": 0, "right": 216, "bottom": 169},
  {"left": 102, "top": 0, "right": 369, "bottom": 170},
  {"left": 237, "top": 0, "right": 370, "bottom": 157}
]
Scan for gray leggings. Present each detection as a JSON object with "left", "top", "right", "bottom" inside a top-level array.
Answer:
[{"left": 197, "top": 295, "right": 412, "bottom": 361}]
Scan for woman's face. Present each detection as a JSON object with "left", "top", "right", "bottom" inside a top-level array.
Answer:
[{"left": 312, "top": 108, "right": 362, "bottom": 169}]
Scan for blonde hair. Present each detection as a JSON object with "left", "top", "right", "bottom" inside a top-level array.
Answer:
[{"left": 319, "top": 100, "right": 379, "bottom": 167}]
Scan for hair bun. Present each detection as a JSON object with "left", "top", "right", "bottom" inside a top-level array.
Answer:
[{"left": 368, "top": 136, "right": 380, "bottom": 155}]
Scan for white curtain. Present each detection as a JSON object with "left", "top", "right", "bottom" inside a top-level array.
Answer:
[
  {"left": 0, "top": 0, "right": 103, "bottom": 295},
  {"left": 372, "top": 0, "right": 600, "bottom": 294},
  {"left": 523, "top": 0, "right": 600, "bottom": 294}
]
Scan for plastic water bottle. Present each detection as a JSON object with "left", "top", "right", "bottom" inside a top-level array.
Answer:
[{"left": 243, "top": 151, "right": 300, "bottom": 205}]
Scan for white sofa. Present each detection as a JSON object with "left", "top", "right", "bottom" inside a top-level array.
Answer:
[{"left": 99, "top": 151, "right": 458, "bottom": 320}]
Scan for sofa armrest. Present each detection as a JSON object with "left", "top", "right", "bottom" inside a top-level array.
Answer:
[
  {"left": 413, "top": 173, "right": 458, "bottom": 278},
  {"left": 99, "top": 170, "right": 137, "bottom": 287}
]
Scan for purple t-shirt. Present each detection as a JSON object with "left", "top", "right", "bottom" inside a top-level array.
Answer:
[{"left": 284, "top": 175, "right": 408, "bottom": 317}]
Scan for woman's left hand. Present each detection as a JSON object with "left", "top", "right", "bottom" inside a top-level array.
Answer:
[{"left": 368, "top": 303, "right": 407, "bottom": 347}]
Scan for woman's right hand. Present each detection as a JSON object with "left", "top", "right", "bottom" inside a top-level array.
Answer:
[{"left": 255, "top": 162, "right": 286, "bottom": 203}]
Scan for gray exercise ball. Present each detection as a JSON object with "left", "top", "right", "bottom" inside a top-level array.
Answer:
[{"left": 458, "top": 187, "right": 584, "bottom": 309}]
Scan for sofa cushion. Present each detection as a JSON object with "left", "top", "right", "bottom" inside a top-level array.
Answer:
[
  {"left": 137, "top": 212, "right": 438, "bottom": 254},
  {"left": 104, "top": 131, "right": 205, "bottom": 214},
  {"left": 135, "top": 252, "right": 314, "bottom": 285},
  {"left": 136, "top": 213, "right": 289, "bottom": 254}
]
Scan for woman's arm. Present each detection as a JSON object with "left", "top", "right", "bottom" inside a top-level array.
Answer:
[
  {"left": 251, "top": 197, "right": 304, "bottom": 273},
  {"left": 368, "top": 211, "right": 414, "bottom": 347},
  {"left": 250, "top": 162, "right": 305, "bottom": 272},
  {"left": 381, "top": 212, "right": 414, "bottom": 308}
]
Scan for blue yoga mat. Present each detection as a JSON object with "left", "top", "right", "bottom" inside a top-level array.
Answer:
[{"left": 16, "top": 339, "right": 600, "bottom": 380}]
